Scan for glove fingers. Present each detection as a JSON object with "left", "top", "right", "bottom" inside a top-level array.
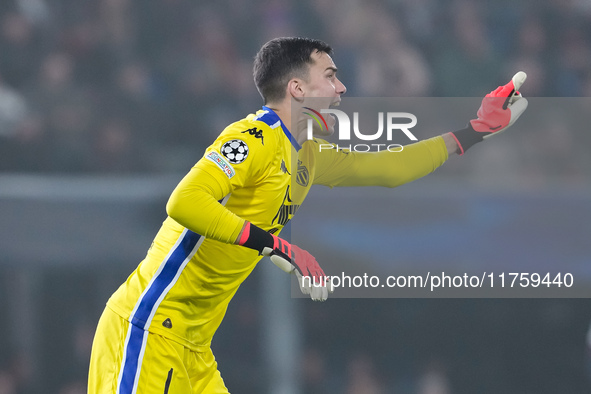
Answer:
[
  {"left": 486, "top": 85, "right": 504, "bottom": 98},
  {"left": 295, "top": 267, "right": 331, "bottom": 301},
  {"left": 496, "top": 82, "right": 515, "bottom": 98},
  {"left": 482, "top": 97, "right": 528, "bottom": 140},
  {"left": 485, "top": 71, "right": 527, "bottom": 99},
  {"left": 310, "top": 283, "right": 328, "bottom": 302},
  {"left": 290, "top": 244, "right": 331, "bottom": 301},
  {"left": 292, "top": 245, "right": 325, "bottom": 276},
  {"left": 511, "top": 71, "right": 527, "bottom": 92},
  {"left": 498, "top": 71, "right": 527, "bottom": 97},
  {"left": 508, "top": 97, "right": 528, "bottom": 125},
  {"left": 310, "top": 285, "right": 320, "bottom": 301},
  {"left": 320, "top": 286, "right": 328, "bottom": 302},
  {"left": 295, "top": 271, "right": 311, "bottom": 295},
  {"left": 509, "top": 91, "right": 522, "bottom": 105},
  {"left": 502, "top": 71, "right": 527, "bottom": 107}
]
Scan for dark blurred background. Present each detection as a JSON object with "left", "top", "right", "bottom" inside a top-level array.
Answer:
[{"left": 1, "top": 0, "right": 591, "bottom": 393}]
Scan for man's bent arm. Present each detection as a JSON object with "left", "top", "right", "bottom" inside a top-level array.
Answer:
[{"left": 166, "top": 165, "right": 245, "bottom": 244}]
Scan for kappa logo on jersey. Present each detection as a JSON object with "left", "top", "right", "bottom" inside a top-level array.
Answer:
[
  {"left": 296, "top": 160, "right": 309, "bottom": 187},
  {"left": 206, "top": 151, "right": 236, "bottom": 178},
  {"left": 280, "top": 160, "right": 290, "bottom": 175},
  {"left": 221, "top": 139, "right": 249, "bottom": 164},
  {"left": 241, "top": 127, "right": 264, "bottom": 145}
]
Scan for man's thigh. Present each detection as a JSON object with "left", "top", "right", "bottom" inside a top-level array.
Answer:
[
  {"left": 189, "top": 347, "right": 229, "bottom": 394},
  {"left": 88, "top": 307, "right": 127, "bottom": 394},
  {"left": 88, "top": 307, "right": 229, "bottom": 393}
]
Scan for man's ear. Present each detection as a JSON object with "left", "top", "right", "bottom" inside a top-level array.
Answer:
[{"left": 287, "top": 78, "right": 305, "bottom": 102}]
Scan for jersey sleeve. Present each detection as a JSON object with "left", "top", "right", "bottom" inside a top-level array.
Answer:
[
  {"left": 311, "top": 136, "right": 448, "bottom": 188},
  {"left": 166, "top": 120, "right": 277, "bottom": 243}
]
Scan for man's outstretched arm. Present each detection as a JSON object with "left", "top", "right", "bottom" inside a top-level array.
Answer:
[{"left": 313, "top": 72, "right": 528, "bottom": 187}]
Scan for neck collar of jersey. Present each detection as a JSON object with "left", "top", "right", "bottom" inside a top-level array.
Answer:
[{"left": 258, "top": 106, "right": 302, "bottom": 151}]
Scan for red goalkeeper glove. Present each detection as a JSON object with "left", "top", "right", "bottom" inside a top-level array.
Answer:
[
  {"left": 238, "top": 222, "right": 330, "bottom": 301},
  {"left": 451, "top": 71, "right": 529, "bottom": 155}
]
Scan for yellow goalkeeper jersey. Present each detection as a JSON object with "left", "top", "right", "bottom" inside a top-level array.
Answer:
[{"left": 107, "top": 106, "right": 448, "bottom": 351}]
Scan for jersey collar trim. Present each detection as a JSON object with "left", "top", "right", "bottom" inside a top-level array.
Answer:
[{"left": 257, "top": 106, "right": 302, "bottom": 151}]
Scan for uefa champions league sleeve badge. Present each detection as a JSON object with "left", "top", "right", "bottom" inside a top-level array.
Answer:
[{"left": 221, "top": 139, "right": 249, "bottom": 164}]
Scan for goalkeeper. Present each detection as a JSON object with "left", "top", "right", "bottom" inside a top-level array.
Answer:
[{"left": 88, "top": 37, "right": 527, "bottom": 393}]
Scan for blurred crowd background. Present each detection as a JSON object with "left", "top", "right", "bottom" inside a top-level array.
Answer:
[
  {"left": 0, "top": 0, "right": 591, "bottom": 174},
  {"left": 1, "top": 0, "right": 591, "bottom": 393}
]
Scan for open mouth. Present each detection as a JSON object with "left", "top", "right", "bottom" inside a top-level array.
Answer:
[{"left": 330, "top": 99, "right": 341, "bottom": 108}]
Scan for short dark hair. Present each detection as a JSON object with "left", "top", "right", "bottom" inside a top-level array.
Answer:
[{"left": 253, "top": 37, "right": 333, "bottom": 104}]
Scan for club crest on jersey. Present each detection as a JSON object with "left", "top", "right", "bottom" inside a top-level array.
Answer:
[
  {"left": 206, "top": 151, "right": 235, "bottom": 178},
  {"left": 296, "top": 160, "right": 309, "bottom": 187},
  {"left": 221, "top": 139, "right": 249, "bottom": 164}
]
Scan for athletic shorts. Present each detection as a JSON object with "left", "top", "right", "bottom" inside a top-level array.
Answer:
[{"left": 88, "top": 306, "right": 229, "bottom": 394}]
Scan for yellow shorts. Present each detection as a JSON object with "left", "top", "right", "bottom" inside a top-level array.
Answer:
[{"left": 88, "top": 307, "right": 229, "bottom": 394}]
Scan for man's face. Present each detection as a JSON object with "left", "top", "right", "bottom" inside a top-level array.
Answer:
[{"left": 299, "top": 50, "right": 347, "bottom": 136}]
